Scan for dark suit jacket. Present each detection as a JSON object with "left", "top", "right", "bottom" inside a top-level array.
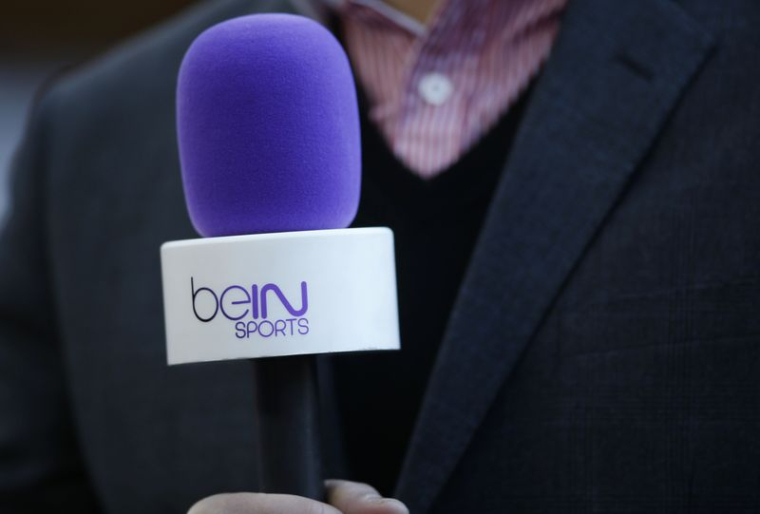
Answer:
[{"left": 1, "top": 0, "right": 758, "bottom": 512}]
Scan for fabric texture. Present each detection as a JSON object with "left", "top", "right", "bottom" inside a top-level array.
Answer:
[
  {"left": 332, "top": 84, "right": 532, "bottom": 495},
  {"left": 177, "top": 14, "right": 360, "bottom": 236},
  {"left": 340, "top": 0, "right": 568, "bottom": 177},
  {"left": 0, "top": 0, "right": 758, "bottom": 513}
]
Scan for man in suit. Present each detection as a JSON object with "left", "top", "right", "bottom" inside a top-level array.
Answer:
[{"left": 1, "top": 0, "right": 758, "bottom": 512}]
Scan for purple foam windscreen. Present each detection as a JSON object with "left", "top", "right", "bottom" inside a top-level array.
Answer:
[{"left": 176, "top": 14, "right": 361, "bottom": 237}]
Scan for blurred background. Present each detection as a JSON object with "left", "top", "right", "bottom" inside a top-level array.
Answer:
[{"left": 0, "top": 0, "right": 196, "bottom": 224}]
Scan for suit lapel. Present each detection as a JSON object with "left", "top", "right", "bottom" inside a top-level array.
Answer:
[{"left": 394, "top": 0, "right": 714, "bottom": 511}]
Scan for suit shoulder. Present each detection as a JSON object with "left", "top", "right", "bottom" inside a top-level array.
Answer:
[
  {"left": 40, "top": 0, "right": 295, "bottom": 130},
  {"left": 676, "top": 0, "right": 760, "bottom": 37}
]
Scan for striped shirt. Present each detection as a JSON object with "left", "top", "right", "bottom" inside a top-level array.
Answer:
[{"left": 333, "top": 0, "right": 568, "bottom": 178}]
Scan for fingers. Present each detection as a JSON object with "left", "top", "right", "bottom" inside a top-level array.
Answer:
[
  {"left": 188, "top": 492, "right": 342, "bottom": 514},
  {"left": 325, "top": 480, "right": 409, "bottom": 514},
  {"left": 187, "top": 480, "right": 409, "bottom": 514}
]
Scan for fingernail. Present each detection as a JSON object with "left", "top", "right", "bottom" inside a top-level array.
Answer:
[{"left": 368, "top": 497, "right": 409, "bottom": 514}]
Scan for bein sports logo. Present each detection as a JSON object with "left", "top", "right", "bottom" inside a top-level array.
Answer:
[{"left": 191, "top": 277, "right": 309, "bottom": 339}]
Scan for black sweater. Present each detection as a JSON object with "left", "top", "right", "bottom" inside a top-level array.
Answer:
[{"left": 330, "top": 89, "right": 531, "bottom": 495}]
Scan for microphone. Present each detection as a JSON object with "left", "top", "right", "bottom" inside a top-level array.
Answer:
[{"left": 161, "top": 14, "right": 400, "bottom": 499}]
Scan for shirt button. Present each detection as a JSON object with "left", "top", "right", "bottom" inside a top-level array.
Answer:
[{"left": 418, "top": 72, "right": 454, "bottom": 106}]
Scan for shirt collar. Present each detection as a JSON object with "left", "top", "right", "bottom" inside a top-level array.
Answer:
[{"left": 313, "top": 0, "right": 428, "bottom": 36}]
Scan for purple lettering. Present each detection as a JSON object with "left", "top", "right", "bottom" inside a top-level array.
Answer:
[
  {"left": 258, "top": 320, "right": 275, "bottom": 337},
  {"left": 297, "top": 318, "right": 309, "bottom": 335},
  {"left": 260, "top": 282, "right": 308, "bottom": 319}
]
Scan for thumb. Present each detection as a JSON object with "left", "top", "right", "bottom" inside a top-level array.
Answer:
[
  {"left": 325, "top": 479, "right": 408, "bottom": 514},
  {"left": 188, "top": 492, "right": 340, "bottom": 514}
]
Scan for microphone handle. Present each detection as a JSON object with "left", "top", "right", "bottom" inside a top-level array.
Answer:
[{"left": 252, "top": 355, "right": 323, "bottom": 500}]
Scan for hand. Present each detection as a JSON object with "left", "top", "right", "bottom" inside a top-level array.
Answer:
[{"left": 188, "top": 479, "right": 408, "bottom": 514}]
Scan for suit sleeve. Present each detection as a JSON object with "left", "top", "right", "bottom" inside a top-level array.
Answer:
[{"left": 0, "top": 93, "right": 100, "bottom": 513}]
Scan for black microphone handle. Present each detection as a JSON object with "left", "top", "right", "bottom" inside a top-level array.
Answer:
[{"left": 252, "top": 355, "right": 323, "bottom": 500}]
